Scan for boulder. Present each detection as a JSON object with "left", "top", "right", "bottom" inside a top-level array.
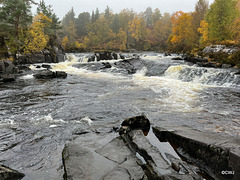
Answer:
[
  {"left": 172, "top": 57, "right": 183, "bottom": 60},
  {"left": 0, "top": 165, "right": 24, "bottom": 180},
  {"left": 2, "top": 74, "right": 15, "bottom": 82},
  {"left": 114, "top": 59, "right": 136, "bottom": 74},
  {"left": 101, "top": 62, "right": 112, "bottom": 69},
  {"left": 33, "top": 69, "right": 67, "bottom": 79},
  {"left": 120, "top": 115, "right": 150, "bottom": 135},
  {"left": 235, "top": 71, "right": 240, "bottom": 75}
]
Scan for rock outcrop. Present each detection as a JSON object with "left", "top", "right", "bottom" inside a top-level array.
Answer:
[
  {"left": 88, "top": 51, "right": 125, "bottom": 62},
  {"left": 14, "top": 46, "right": 65, "bottom": 65},
  {"left": 203, "top": 45, "right": 239, "bottom": 55}
]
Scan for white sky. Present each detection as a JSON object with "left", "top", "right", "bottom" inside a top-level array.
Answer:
[{"left": 33, "top": 0, "right": 215, "bottom": 19}]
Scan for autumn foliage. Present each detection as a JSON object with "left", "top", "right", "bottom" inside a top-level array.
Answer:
[{"left": 24, "top": 13, "right": 52, "bottom": 54}]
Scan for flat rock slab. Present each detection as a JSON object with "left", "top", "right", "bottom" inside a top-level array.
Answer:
[
  {"left": 62, "top": 133, "right": 147, "bottom": 180},
  {"left": 62, "top": 143, "right": 116, "bottom": 180},
  {"left": 153, "top": 126, "right": 240, "bottom": 180}
]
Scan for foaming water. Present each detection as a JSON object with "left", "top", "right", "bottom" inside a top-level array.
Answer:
[
  {"left": 165, "top": 65, "right": 240, "bottom": 87},
  {"left": 133, "top": 68, "right": 204, "bottom": 113}
]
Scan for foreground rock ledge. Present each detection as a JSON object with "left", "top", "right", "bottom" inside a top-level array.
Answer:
[
  {"left": 153, "top": 126, "right": 240, "bottom": 180},
  {"left": 62, "top": 115, "right": 212, "bottom": 180}
]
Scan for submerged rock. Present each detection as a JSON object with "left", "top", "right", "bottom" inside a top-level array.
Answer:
[{"left": 0, "top": 165, "right": 24, "bottom": 180}]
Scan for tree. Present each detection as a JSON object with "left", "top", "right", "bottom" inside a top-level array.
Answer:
[
  {"left": 37, "top": 0, "right": 61, "bottom": 35},
  {"left": 75, "top": 12, "right": 90, "bottom": 38},
  {"left": 169, "top": 11, "right": 195, "bottom": 52},
  {"left": 152, "top": 8, "right": 162, "bottom": 25},
  {"left": 0, "top": 0, "right": 32, "bottom": 57},
  {"left": 198, "top": 20, "right": 210, "bottom": 46},
  {"left": 62, "top": 7, "right": 75, "bottom": 27},
  {"left": 104, "top": 6, "right": 113, "bottom": 22},
  {"left": 205, "top": 0, "right": 238, "bottom": 42},
  {"left": 119, "top": 9, "right": 135, "bottom": 31},
  {"left": 192, "top": 0, "right": 209, "bottom": 44},
  {"left": 116, "top": 28, "right": 127, "bottom": 50},
  {"left": 144, "top": 7, "right": 153, "bottom": 27},
  {"left": 91, "top": 8, "right": 100, "bottom": 23},
  {"left": 84, "top": 17, "right": 115, "bottom": 50},
  {"left": 153, "top": 13, "right": 172, "bottom": 50},
  {"left": 128, "top": 17, "right": 148, "bottom": 49},
  {"left": 111, "top": 14, "right": 121, "bottom": 33},
  {"left": 24, "top": 13, "right": 52, "bottom": 54}
]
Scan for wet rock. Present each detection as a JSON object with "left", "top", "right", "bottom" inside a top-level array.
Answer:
[
  {"left": 101, "top": 62, "right": 112, "bottom": 69},
  {"left": 0, "top": 165, "right": 24, "bottom": 180},
  {"left": 172, "top": 57, "right": 183, "bottom": 60},
  {"left": 153, "top": 126, "right": 240, "bottom": 180},
  {"left": 88, "top": 55, "right": 96, "bottom": 62},
  {"left": 33, "top": 69, "right": 67, "bottom": 79},
  {"left": 2, "top": 74, "right": 15, "bottom": 82},
  {"left": 88, "top": 52, "right": 125, "bottom": 62},
  {"left": 120, "top": 115, "right": 150, "bottom": 135},
  {"left": 183, "top": 56, "right": 208, "bottom": 64},
  {"left": 197, "top": 61, "right": 221, "bottom": 68},
  {"left": 164, "top": 52, "right": 171, "bottom": 56},
  {"left": 41, "top": 64, "right": 51, "bottom": 69},
  {"left": 235, "top": 71, "right": 240, "bottom": 75},
  {"left": 114, "top": 59, "right": 136, "bottom": 74}
]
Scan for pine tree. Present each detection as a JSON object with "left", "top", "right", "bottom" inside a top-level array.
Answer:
[{"left": 0, "top": 0, "right": 32, "bottom": 57}]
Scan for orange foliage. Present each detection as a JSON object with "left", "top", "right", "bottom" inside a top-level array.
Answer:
[{"left": 169, "top": 11, "right": 195, "bottom": 52}]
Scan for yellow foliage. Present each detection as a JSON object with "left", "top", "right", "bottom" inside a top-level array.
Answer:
[
  {"left": 169, "top": 11, "right": 195, "bottom": 52},
  {"left": 61, "top": 36, "right": 69, "bottom": 50},
  {"left": 198, "top": 20, "right": 209, "bottom": 43},
  {"left": 75, "top": 41, "right": 84, "bottom": 49},
  {"left": 24, "top": 13, "right": 52, "bottom": 54}
]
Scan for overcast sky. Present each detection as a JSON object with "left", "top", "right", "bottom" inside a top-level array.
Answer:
[{"left": 33, "top": 0, "right": 215, "bottom": 19}]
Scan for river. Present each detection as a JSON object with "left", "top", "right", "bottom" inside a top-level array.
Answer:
[{"left": 0, "top": 52, "right": 240, "bottom": 179}]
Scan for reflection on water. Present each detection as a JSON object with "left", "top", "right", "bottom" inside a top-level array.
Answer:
[{"left": 0, "top": 52, "right": 240, "bottom": 179}]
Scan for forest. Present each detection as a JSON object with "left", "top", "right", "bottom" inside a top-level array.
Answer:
[{"left": 1, "top": 0, "right": 240, "bottom": 66}]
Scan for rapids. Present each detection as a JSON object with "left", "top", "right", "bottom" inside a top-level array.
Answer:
[{"left": 0, "top": 52, "right": 240, "bottom": 179}]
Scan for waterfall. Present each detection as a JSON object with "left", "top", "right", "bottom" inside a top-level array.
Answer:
[{"left": 164, "top": 65, "right": 240, "bottom": 87}]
